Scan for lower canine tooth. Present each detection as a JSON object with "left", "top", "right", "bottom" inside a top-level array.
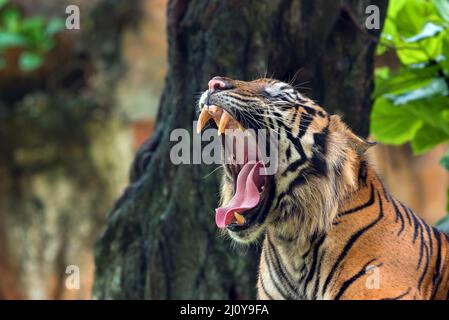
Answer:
[{"left": 234, "top": 212, "right": 245, "bottom": 225}]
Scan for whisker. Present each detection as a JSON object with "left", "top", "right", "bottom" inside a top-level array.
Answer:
[{"left": 202, "top": 165, "right": 223, "bottom": 179}]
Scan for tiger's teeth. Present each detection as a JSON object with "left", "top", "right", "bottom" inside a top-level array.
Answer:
[
  {"left": 234, "top": 212, "right": 246, "bottom": 225},
  {"left": 218, "top": 111, "right": 232, "bottom": 135},
  {"left": 209, "top": 105, "right": 222, "bottom": 127},
  {"left": 197, "top": 107, "right": 211, "bottom": 133}
]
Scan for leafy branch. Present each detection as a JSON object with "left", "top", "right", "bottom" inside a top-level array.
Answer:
[
  {"left": 370, "top": 0, "right": 449, "bottom": 230},
  {"left": 0, "top": 0, "right": 64, "bottom": 71}
]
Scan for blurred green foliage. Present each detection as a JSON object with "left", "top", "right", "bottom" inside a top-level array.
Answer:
[
  {"left": 0, "top": 0, "right": 64, "bottom": 71},
  {"left": 371, "top": 0, "right": 449, "bottom": 230}
]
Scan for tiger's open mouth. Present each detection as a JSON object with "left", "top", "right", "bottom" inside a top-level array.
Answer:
[{"left": 197, "top": 104, "right": 273, "bottom": 232}]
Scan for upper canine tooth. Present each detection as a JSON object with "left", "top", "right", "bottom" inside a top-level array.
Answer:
[
  {"left": 209, "top": 105, "right": 220, "bottom": 114},
  {"left": 218, "top": 111, "right": 231, "bottom": 135},
  {"left": 197, "top": 107, "right": 211, "bottom": 133},
  {"left": 208, "top": 105, "right": 222, "bottom": 127}
]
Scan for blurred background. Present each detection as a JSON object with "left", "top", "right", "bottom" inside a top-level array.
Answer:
[{"left": 0, "top": 0, "right": 447, "bottom": 299}]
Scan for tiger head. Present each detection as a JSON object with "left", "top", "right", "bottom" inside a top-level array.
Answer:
[{"left": 197, "top": 76, "right": 375, "bottom": 244}]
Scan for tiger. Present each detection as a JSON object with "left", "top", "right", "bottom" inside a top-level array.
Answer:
[{"left": 196, "top": 76, "right": 449, "bottom": 300}]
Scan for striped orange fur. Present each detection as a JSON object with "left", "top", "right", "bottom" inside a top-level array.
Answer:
[{"left": 198, "top": 77, "right": 449, "bottom": 300}]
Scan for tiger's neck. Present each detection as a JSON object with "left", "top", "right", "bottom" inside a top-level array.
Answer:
[{"left": 258, "top": 163, "right": 449, "bottom": 300}]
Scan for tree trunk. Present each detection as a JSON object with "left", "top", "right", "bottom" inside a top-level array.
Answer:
[{"left": 93, "top": 0, "right": 388, "bottom": 299}]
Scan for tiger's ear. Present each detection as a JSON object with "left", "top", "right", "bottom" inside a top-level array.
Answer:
[
  {"left": 346, "top": 130, "right": 377, "bottom": 156},
  {"left": 329, "top": 115, "right": 376, "bottom": 156}
]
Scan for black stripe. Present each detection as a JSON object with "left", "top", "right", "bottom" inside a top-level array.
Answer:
[
  {"left": 263, "top": 243, "right": 290, "bottom": 299},
  {"left": 339, "top": 183, "right": 375, "bottom": 217},
  {"left": 259, "top": 275, "right": 275, "bottom": 300},
  {"left": 335, "top": 258, "right": 382, "bottom": 300},
  {"left": 266, "top": 234, "right": 297, "bottom": 296},
  {"left": 417, "top": 240, "right": 430, "bottom": 291},
  {"left": 282, "top": 157, "right": 307, "bottom": 176},
  {"left": 422, "top": 217, "right": 433, "bottom": 257},
  {"left": 285, "top": 118, "right": 307, "bottom": 160},
  {"left": 313, "top": 127, "right": 328, "bottom": 154},
  {"left": 358, "top": 160, "right": 368, "bottom": 185},
  {"left": 310, "top": 152, "right": 327, "bottom": 177},
  {"left": 302, "top": 106, "right": 317, "bottom": 116},
  {"left": 322, "top": 191, "right": 384, "bottom": 296},
  {"left": 311, "top": 251, "right": 325, "bottom": 299},
  {"left": 289, "top": 107, "right": 300, "bottom": 126},
  {"left": 303, "top": 235, "right": 326, "bottom": 291},
  {"left": 408, "top": 207, "right": 423, "bottom": 244},
  {"left": 417, "top": 235, "right": 425, "bottom": 271},
  {"left": 381, "top": 183, "right": 391, "bottom": 202},
  {"left": 382, "top": 288, "right": 411, "bottom": 300},
  {"left": 285, "top": 144, "right": 291, "bottom": 160},
  {"left": 297, "top": 113, "right": 313, "bottom": 138},
  {"left": 391, "top": 199, "right": 405, "bottom": 236},
  {"left": 431, "top": 229, "right": 442, "bottom": 299},
  {"left": 400, "top": 202, "right": 412, "bottom": 226}
]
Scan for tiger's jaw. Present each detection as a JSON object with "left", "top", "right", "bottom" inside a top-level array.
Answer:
[{"left": 197, "top": 104, "right": 275, "bottom": 243}]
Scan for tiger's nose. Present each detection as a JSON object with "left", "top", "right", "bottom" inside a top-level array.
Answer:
[{"left": 208, "top": 76, "right": 232, "bottom": 93}]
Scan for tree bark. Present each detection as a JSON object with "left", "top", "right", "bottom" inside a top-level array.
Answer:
[{"left": 93, "top": 0, "right": 388, "bottom": 299}]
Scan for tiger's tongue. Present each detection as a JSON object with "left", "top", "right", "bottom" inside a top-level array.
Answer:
[{"left": 215, "top": 161, "right": 266, "bottom": 229}]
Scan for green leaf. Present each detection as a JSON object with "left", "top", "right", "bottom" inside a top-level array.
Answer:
[
  {"left": 441, "top": 35, "right": 449, "bottom": 74},
  {"left": 441, "top": 149, "right": 449, "bottom": 170},
  {"left": 388, "top": 0, "right": 408, "bottom": 18},
  {"left": 45, "top": 18, "right": 64, "bottom": 37},
  {"left": 411, "top": 124, "right": 449, "bottom": 154},
  {"left": 373, "top": 0, "right": 449, "bottom": 156},
  {"left": 405, "top": 97, "right": 449, "bottom": 135},
  {"left": 0, "top": 31, "right": 26, "bottom": 48},
  {"left": 0, "top": 0, "right": 8, "bottom": 9},
  {"left": 370, "top": 98, "right": 423, "bottom": 145},
  {"left": 1, "top": 8, "right": 20, "bottom": 33},
  {"left": 373, "top": 65, "right": 439, "bottom": 98},
  {"left": 435, "top": 214, "right": 449, "bottom": 233},
  {"left": 19, "top": 51, "right": 43, "bottom": 71},
  {"left": 396, "top": 0, "right": 437, "bottom": 38},
  {"left": 376, "top": 43, "right": 387, "bottom": 56},
  {"left": 391, "top": 0, "right": 444, "bottom": 65},
  {"left": 397, "top": 31, "right": 445, "bottom": 65},
  {"left": 20, "top": 16, "right": 45, "bottom": 33},
  {"left": 404, "top": 22, "right": 443, "bottom": 43},
  {"left": 374, "top": 67, "right": 390, "bottom": 81},
  {"left": 20, "top": 17, "right": 45, "bottom": 47},
  {"left": 384, "top": 77, "right": 449, "bottom": 105},
  {"left": 433, "top": 0, "right": 449, "bottom": 22}
]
